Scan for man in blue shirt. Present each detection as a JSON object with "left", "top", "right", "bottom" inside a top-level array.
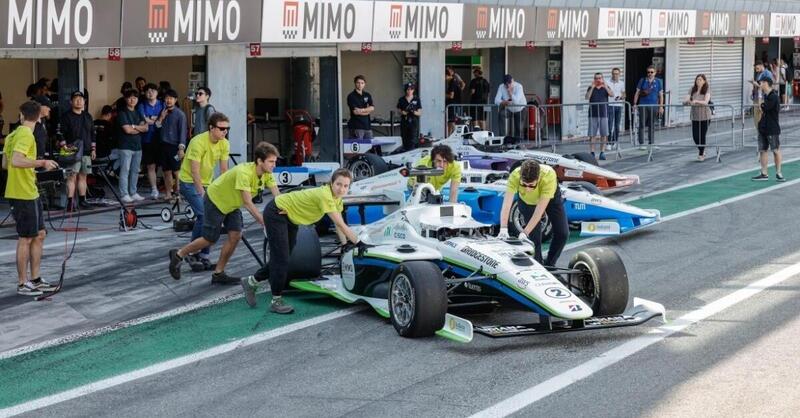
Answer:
[
  {"left": 633, "top": 65, "right": 664, "bottom": 149},
  {"left": 136, "top": 83, "right": 164, "bottom": 199},
  {"left": 156, "top": 89, "right": 188, "bottom": 200}
]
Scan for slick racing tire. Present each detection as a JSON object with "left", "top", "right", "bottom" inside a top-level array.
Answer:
[
  {"left": 568, "top": 152, "right": 599, "bottom": 166},
  {"left": 347, "top": 153, "right": 389, "bottom": 181},
  {"left": 389, "top": 261, "right": 447, "bottom": 338},
  {"left": 508, "top": 200, "right": 553, "bottom": 243},
  {"left": 568, "top": 247, "right": 629, "bottom": 315},
  {"left": 286, "top": 226, "right": 322, "bottom": 280}
]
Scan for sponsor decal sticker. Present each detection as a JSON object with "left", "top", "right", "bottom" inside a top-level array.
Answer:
[
  {"left": 460, "top": 246, "right": 500, "bottom": 269},
  {"left": 544, "top": 287, "right": 571, "bottom": 299}
]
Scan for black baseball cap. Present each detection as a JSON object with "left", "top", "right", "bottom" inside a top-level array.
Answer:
[
  {"left": 404, "top": 82, "right": 416, "bottom": 90},
  {"left": 31, "top": 95, "right": 52, "bottom": 108},
  {"left": 71, "top": 90, "right": 85, "bottom": 98}
]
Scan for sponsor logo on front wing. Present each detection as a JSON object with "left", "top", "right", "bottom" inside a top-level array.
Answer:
[{"left": 460, "top": 246, "right": 500, "bottom": 269}]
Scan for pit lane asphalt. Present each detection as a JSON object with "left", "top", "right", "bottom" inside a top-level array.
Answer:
[{"left": 10, "top": 160, "right": 800, "bottom": 417}]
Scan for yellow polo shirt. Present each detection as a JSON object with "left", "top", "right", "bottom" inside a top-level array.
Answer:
[
  {"left": 207, "top": 162, "right": 275, "bottom": 214},
  {"left": 507, "top": 164, "right": 557, "bottom": 205},
  {"left": 178, "top": 132, "right": 230, "bottom": 186},
  {"left": 408, "top": 155, "right": 462, "bottom": 191},
  {"left": 275, "top": 185, "right": 343, "bottom": 225},
  {"left": 3, "top": 126, "right": 39, "bottom": 200}
]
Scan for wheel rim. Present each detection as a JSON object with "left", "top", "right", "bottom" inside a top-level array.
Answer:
[
  {"left": 511, "top": 204, "right": 526, "bottom": 235},
  {"left": 349, "top": 160, "right": 374, "bottom": 181},
  {"left": 542, "top": 213, "right": 552, "bottom": 238},
  {"left": 391, "top": 274, "right": 415, "bottom": 327},
  {"left": 570, "top": 261, "right": 598, "bottom": 308},
  {"left": 186, "top": 206, "right": 195, "bottom": 219}
]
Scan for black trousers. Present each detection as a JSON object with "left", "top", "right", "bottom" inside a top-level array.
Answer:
[
  {"left": 692, "top": 120, "right": 709, "bottom": 155},
  {"left": 254, "top": 200, "right": 298, "bottom": 296},
  {"left": 518, "top": 190, "right": 569, "bottom": 267},
  {"left": 400, "top": 120, "right": 418, "bottom": 151},
  {"left": 637, "top": 106, "right": 657, "bottom": 145}
]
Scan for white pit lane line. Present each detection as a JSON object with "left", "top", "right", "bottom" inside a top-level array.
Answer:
[{"left": 469, "top": 261, "right": 800, "bottom": 418}]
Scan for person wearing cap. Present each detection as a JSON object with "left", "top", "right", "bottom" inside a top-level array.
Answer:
[
  {"left": 30, "top": 95, "right": 52, "bottom": 159},
  {"left": 136, "top": 83, "right": 164, "bottom": 200},
  {"left": 61, "top": 90, "right": 96, "bottom": 211},
  {"left": 445, "top": 67, "right": 463, "bottom": 136},
  {"left": 494, "top": 74, "right": 527, "bottom": 138},
  {"left": 156, "top": 89, "right": 188, "bottom": 200},
  {"left": 396, "top": 83, "right": 422, "bottom": 151}
]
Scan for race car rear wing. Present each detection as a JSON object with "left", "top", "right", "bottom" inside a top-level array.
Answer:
[{"left": 473, "top": 298, "right": 665, "bottom": 338}]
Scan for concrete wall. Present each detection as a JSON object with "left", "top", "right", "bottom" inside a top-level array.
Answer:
[
  {"left": 207, "top": 45, "right": 247, "bottom": 161},
  {"left": 0, "top": 60, "right": 34, "bottom": 134},
  {"left": 246, "top": 58, "right": 288, "bottom": 116},
  {"left": 507, "top": 47, "right": 549, "bottom": 102},
  {"left": 84, "top": 59, "right": 126, "bottom": 118},
  {"left": 419, "top": 43, "right": 446, "bottom": 138},
  {"left": 340, "top": 51, "right": 405, "bottom": 123}
]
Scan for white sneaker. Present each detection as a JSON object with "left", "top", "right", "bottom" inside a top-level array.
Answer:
[
  {"left": 132, "top": 193, "right": 145, "bottom": 201},
  {"left": 121, "top": 195, "right": 134, "bottom": 203},
  {"left": 638, "top": 146, "right": 647, "bottom": 151},
  {"left": 150, "top": 190, "right": 160, "bottom": 200}
]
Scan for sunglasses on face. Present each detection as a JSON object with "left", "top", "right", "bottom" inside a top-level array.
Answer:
[
  {"left": 214, "top": 126, "right": 229, "bottom": 132},
  {"left": 196, "top": 92, "right": 205, "bottom": 96},
  {"left": 521, "top": 181, "right": 538, "bottom": 189},
  {"left": 647, "top": 71, "right": 655, "bottom": 74}
]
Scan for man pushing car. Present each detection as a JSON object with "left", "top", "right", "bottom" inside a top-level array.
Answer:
[{"left": 497, "top": 160, "right": 569, "bottom": 267}]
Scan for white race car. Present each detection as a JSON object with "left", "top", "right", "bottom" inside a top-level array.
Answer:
[
  {"left": 290, "top": 169, "right": 665, "bottom": 342},
  {"left": 344, "top": 124, "right": 640, "bottom": 193}
]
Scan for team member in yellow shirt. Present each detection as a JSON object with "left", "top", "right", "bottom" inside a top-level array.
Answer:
[
  {"left": 497, "top": 160, "right": 569, "bottom": 267},
  {"left": 241, "top": 168, "right": 362, "bottom": 314},
  {"left": 410, "top": 144, "right": 461, "bottom": 203},
  {"left": 2, "top": 101, "right": 59, "bottom": 296},
  {"left": 177, "top": 112, "right": 231, "bottom": 272},
  {"left": 168, "top": 142, "right": 280, "bottom": 284}
]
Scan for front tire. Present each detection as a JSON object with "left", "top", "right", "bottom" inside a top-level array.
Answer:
[
  {"left": 569, "top": 152, "right": 599, "bottom": 166},
  {"left": 567, "top": 247, "right": 629, "bottom": 315},
  {"left": 347, "top": 153, "right": 389, "bottom": 181},
  {"left": 508, "top": 200, "right": 553, "bottom": 243},
  {"left": 389, "top": 261, "right": 447, "bottom": 338}
]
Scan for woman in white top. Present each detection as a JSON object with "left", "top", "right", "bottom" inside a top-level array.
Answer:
[{"left": 684, "top": 74, "right": 712, "bottom": 161}]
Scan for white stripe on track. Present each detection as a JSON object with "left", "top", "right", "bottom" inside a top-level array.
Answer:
[
  {"left": 0, "top": 307, "right": 363, "bottom": 418},
  {"left": 469, "top": 262, "right": 800, "bottom": 417}
]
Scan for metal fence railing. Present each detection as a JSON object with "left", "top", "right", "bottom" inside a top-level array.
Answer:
[
  {"left": 633, "top": 103, "right": 736, "bottom": 162},
  {"left": 445, "top": 103, "right": 533, "bottom": 141},
  {"left": 739, "top": 103, "right": 800, "bottom": 150},
  {"left": 535, "top": 102, "right": 635, "bottom": 159}
]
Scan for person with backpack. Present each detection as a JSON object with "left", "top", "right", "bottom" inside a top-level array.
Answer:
[
  {"left": 192, "top": 87, "right": 216, "bottom": 135},
  {"left": 633, "top": 65, "right": 664, "bottom": 150},
  {"left": 468, "top": 67, "right": 491, "bottom": 130}
]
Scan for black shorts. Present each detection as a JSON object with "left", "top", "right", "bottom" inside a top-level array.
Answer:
[
  {"left": 779, "top": 84, "right": 787, "bottom": 95},
  {"left": 201, "top": 195, "right": 243, "bottom": 243},
  {"left": 758, "top": 133, "right": 780, "bottom": 151},
  {"left": 10, "top": 198, "right": 45, "bottom": 238},
  {"left": 160, "top": 142, "right": 181, "bottom": 171},
  {"left": 141, "top": 141, "right": 159, "bottom": 166}
]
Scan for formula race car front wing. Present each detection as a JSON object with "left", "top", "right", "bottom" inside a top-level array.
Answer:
[{"left": 474, "top": 298, "right": 666, "bottom": 338}]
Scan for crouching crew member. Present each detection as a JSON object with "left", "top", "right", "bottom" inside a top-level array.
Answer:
[
  {"left": 178, "top": 112, "right": 231, "bottom": 272},
  {"left": 241, "top": 168, "right": 362, "bottom": 314},
  {"left": 409, "top": 144, "right": 461, "bottom": 203},
  {"left": 168, "top": 142, "right": 280, "bottom": 284},
  {"left": 497, "top": 160, "right": 569, "bottom": 267},
  {"left": 2, "top": 101, "right": 59, "bottom": 295}
]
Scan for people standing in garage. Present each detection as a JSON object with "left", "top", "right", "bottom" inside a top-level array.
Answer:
[
  {"left": 191, "top": 87, "right": 216, "bottom": 136},
  {"left": 633, "top": 65, "right": 664, "bottom": 150},
  {"left": 468, "top": 66, "right": 491, "bottom": 130},
  {"left": 445, "top": 66, "right": 463, "bottom": 136},
  {"left": 396, "top": 83, "right": 422, "bottom": 151},
  {"left": 497, "top": 160, "right": 569, "bottom": 267},
  {"left": 156, "top": 89, "right": 188, "bottom": 200},
  {"left": 585, "top": 72, "right": 612, "bottom": 160},
  {"left": 684, "top": 74, "right": 712, "bottom": 162},
  {"left": 136, "top": 83, "right": 164, "bottom": 199},
  {"left": 494, "top": 74, "right": 526, "bottom": 139},
  {"left": 606, "top": 67, "right": 625, "bottom": 151},
  {"left": 347, "top": 75, "right": 374, "bottom": 140}
]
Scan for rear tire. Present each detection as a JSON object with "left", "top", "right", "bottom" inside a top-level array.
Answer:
[
  {"left": 286, "top": 226, "right": 322, "bottom": 280},
  {"left": 508, "top": 200, "right": 552, "bottom": 243},
  {"left": 389, "top": 261, "right": 447, "bottom": 338},
  {"left": 566, "top": 181, "right": 602, "bottom": 195},
  {"left": 347, "top": 153, "right": 389, "bottom": 181},
  {"left": 567, "top": 247, "right": 629, "bottom": 315}
]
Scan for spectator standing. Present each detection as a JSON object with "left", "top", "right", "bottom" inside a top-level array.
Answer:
[
  {"left": 776, "top": 58, "right": 789, "bottom": 109},
  {"left": 346, "top": 75, "right": 374, "bottom": 139},
  {"left": 178, "top": 112, "right": 232, "bottom": 272},
  {"left": 585, "top": 72, "right": 612, "bottom": 160},
  {"left": 156, "top": 89, "right": 188, "bottom": 200},
  {"left": 2, "top": 101, "right": 59, "bottom": 296},
  {"left": 93, "top": 105, "right": 114, "bottom": 159},
  {"left": 494, "top": 74, "right": 526, "bottom": 138},
  {"left": 136, "top": 83, "right": 164, "bottom": 199},
  {"left": 684, "top": 74, "right": 712, "bottom": 162},
  {"left": 114, "top": 82, "right": 133, "bottom": 111},
  {"left": 396, "top": 83, "right": 422, "bottom": 151},
  {"left": 445, "top": 67, "right": 462, "bottom": 135},
  {"left": 61, "top": 91, "right": 95, "bottom": 210},
  {"left": 753, "top": 78, "right": 785, "bottom": 182},
  {"left": 158, "top": 81, "right": 172, "bottom": 101},
  {"left": 606, "top": 67, "right": 625, "bottom": 151},
  {"left": 192, "top": 87, "right": 216, "bottom": 136},
  {"left": 749, "top": 61, "right": 773, "bottom": 134},
  {"left": 135, "top": 77, "right": 147, "bottom": 102},
  {"left": 633, "top": 65, "right": 664, "bottom": 149},
  {"left": 468, "top": 67, "right": 491, "bottom": 130},
  {"left": 117, "top": 89, "right": 148, "bottom": 202}
]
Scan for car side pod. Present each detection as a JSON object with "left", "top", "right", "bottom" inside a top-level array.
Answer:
[{"left": 472, "top": 297, "right": 666, "bottom": 338}]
